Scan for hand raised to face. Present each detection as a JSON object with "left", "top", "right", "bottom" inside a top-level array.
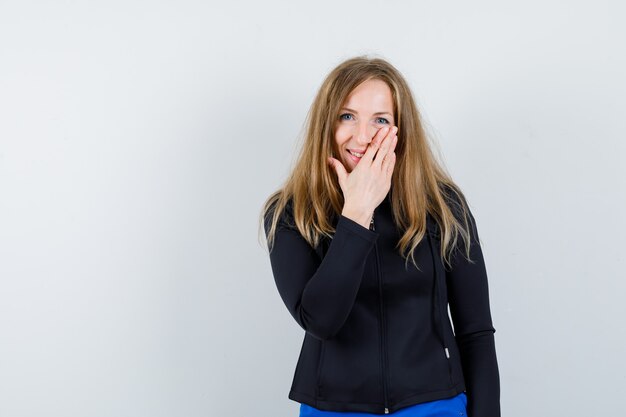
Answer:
[{"left": 328, "top": 125, "right": 398, "bottom": 218}]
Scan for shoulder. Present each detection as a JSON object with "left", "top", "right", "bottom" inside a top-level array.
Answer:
[
  {"left": 263, "top": 196, "right": 296, "bottom": 236},
  {"left": 438, "top": 182, "right": 480, "bottom": 237},
  {"left": 440, "top": 182, "right": 464, "bottom": 208},
  {"left": 440, "top": 183, "right": 474, "bottom": 223}
]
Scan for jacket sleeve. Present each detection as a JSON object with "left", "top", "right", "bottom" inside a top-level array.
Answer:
[
  {"left": 264, "top": 202, "right": 378, "bottom": 340},
  {"left": 445, "top": 196, "right": 501, "bottom": 417}
]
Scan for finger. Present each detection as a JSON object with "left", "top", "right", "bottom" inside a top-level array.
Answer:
[
  {"left": 372, "top": 126, "right": 398, "bottom": 170},
  {"left": 380, "top": 147, "right": 391, "bottom": 172},
  {"left": 360, "top": 126, "right": 390, "bottom": 165},
  {"left": 328, "top": 157, "right": 348, "bottom": 186},
  {"left": 384, "top": 151, "right": 396, "bottom": 178}
]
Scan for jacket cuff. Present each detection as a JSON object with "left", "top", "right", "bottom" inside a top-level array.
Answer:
[{"left": 336, "top": 214, "right": 379, "bottom": 242}]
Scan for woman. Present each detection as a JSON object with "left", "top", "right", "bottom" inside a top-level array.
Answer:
[{"left": 260, "top": 56, "right": 500, "bottom": 417}]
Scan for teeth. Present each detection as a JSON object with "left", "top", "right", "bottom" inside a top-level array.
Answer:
[{"left": 349, "top": 150, "right": 364, "bottom": 158}]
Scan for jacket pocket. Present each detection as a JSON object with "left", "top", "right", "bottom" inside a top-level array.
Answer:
[
  {"left": 315, "top": 337, "right": 382, "bottom": 403},
  {"left": 445, "top": 329, "right": 466, "bottom": 388},
  {"left": 316, "top": 341, "right": 326, "bottom": 397}
]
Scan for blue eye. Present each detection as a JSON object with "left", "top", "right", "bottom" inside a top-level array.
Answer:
[{"left": 339, "top": 113, "right": 390, "bottom": 124}]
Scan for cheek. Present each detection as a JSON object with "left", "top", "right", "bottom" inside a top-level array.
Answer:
[{"left": 334, "top": 126, "right": 350, "bottom": 147}]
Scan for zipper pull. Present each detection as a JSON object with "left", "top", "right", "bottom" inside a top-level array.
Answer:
[
  {"left": 444, "top": 347, "right": 450, "bottom": 358},
  {"left": 369, "top": 214, "right": 375, "bottom": 231},
  {"left": 384, "top": 407, "right": 389, "bottom": 414}
]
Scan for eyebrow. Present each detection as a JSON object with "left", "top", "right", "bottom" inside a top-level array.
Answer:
[{"left": 340, "top": 107, "right": 393, "bottom": 117}]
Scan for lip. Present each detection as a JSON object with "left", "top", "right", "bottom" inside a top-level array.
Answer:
[
  {"left": 348, "top": 148, "right": 366, "bottom": 153},
  {"left": 347, "top": 149, "right": 362, "bottom": 163}
]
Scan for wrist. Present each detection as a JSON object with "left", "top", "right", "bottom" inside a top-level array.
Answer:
[{"left": 341, "top": 206, "right": 373, "bottom": 230}]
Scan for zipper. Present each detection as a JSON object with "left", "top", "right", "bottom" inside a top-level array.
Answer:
[{"left": 370, "top": 211, "right": 390, "bottom": 414}]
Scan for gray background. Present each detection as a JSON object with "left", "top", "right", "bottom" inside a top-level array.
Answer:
[{"left": 1, "top": 1, "right": 624, "bottom": 416}]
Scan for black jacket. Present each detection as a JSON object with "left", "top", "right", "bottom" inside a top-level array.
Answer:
[{"left": 264, "top": 190, "right": 500, "bottom": 416}]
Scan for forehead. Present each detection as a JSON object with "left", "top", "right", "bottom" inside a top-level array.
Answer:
[{"left": 343, "top": 79, "right": 394, "bottom": 110}]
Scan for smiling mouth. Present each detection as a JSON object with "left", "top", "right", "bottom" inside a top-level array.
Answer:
[
  {"left": 346, "top": 150, "right": 363, "bottom": 163},
  {"left": 348, "top": 149, "right": 365, "bottom": 158}
]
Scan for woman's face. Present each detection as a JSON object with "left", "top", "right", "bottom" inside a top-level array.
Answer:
[{"left": 333, "top": 78, "right": 395, "bottom": 173}]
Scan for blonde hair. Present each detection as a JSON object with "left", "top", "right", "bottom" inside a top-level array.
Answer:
[{"left": 258, "top": 55, "right": 478, "bottom": 271}]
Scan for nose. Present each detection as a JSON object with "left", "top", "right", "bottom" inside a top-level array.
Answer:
[{"left": 354, "top": 121, "right": 377, "bottom": 146}]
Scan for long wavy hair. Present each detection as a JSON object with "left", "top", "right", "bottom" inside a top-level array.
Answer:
[{"left": 258, "top": 55, "right": 478, "bottom": 271}]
